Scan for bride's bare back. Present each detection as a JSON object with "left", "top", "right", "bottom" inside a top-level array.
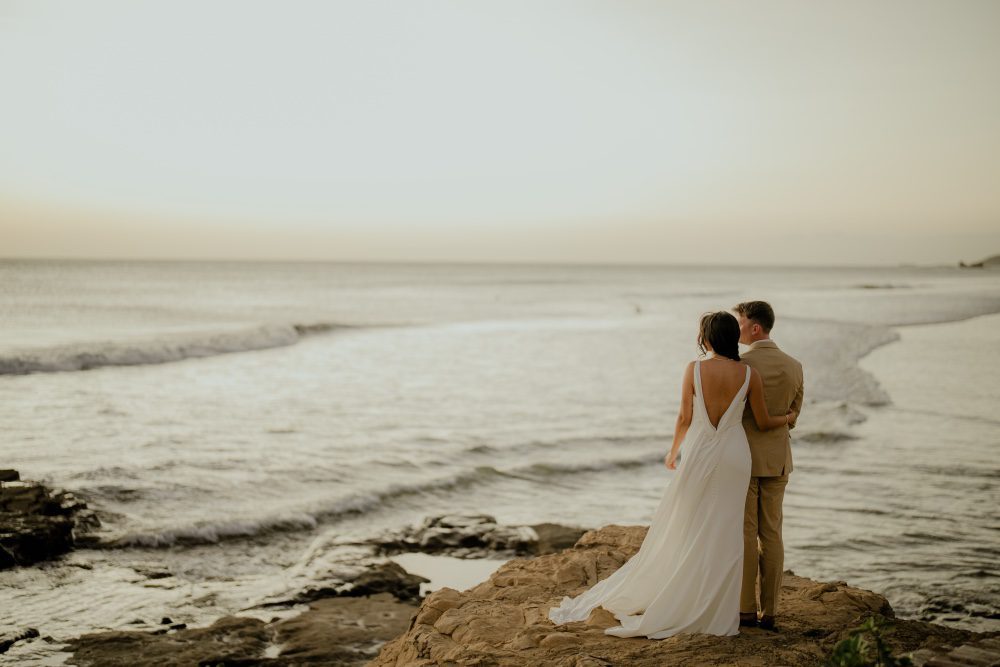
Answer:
[
  {"left": 665, "top": 355, "right": 793, "bottom": 470},
  {"left": 696, "top": 358, "right": 750, "bottom": 428}
]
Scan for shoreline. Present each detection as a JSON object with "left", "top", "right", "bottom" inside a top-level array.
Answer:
[
  {"left": 785, "top": 311, "right": 1000, "bottom": 632},
  {"left": 0, "top": 513, "right": 587, "bottom": 663},
  {"left": 856, "top": 309, "right": 1000, "bottom": 372}
]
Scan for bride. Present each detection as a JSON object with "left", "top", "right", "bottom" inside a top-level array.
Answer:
[{"left": 548, "top": 311, "right": 796, "bottom": 638}]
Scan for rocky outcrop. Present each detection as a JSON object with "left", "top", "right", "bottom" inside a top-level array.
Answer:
[
  {"left": 61, "top": 515, "right": 585, "bottom": 666},
  {"left": 0, "top": 628, "right": 40, "bottom": 655},
  {"left": 911, "top": 636, "right": 1000, "bottom": 666},
  {"left": 67, "top": 593, "right": 415, "bottom": 667},
  {"left": 372, "top": 524, "right": 984, "bottom": 667},
  {"left": 959, "top": 254, "right": 1000, "bottom": 269},
  {"left": 264, "top": 561, "right": 430, "bottom": 606},
  {"left": 62, "top": 518, "right": 989, "bottom": 666},
  {"left": 0, "top": 472, "right": 100, "bottom": 569},
  {"left": 373, "top": 514, "right": 587, "bottom": 559},
  {"left": 65, "top": 561, "right": 427, "bottom": 666}
]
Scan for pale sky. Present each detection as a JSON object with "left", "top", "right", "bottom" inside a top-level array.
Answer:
[{"left": 1, "top": 0, "right": 999, "bottom": 265}]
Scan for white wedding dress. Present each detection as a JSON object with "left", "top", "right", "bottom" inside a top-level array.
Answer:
[{"left": 548, "top": 361, "right": 752, "bottom": 638}]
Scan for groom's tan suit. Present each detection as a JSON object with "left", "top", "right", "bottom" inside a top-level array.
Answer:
[{"left": 739, "top": 340, "right": 803, "bottom": 618}]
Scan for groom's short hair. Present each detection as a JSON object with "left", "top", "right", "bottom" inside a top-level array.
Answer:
[{"left": 734, "top": 301, "right": 775, "bottom": 332}]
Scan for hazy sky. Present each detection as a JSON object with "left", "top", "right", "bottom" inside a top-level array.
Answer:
[{"left": 1, "top": 0, "right": 999, "bottom": 265}]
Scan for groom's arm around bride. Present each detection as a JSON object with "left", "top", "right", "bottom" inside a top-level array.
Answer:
[{"left": 734, "top": 301, "right": 804, "bottom": 629}]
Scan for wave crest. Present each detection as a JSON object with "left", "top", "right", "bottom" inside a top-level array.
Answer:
[
  {"left": 0, "top": 322, "right": 345, "bottom": 375},
  {"left": 99, "top": 452, "right": 662, "bottom": 548}
]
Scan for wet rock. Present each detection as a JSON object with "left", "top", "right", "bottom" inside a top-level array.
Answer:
[
  {"left": 67, "top": 593, "right": 416, "bottom": 667},
  {"left": 371, "top": 524, "right": 985, "bottom": 667},
  {"left": 373, "top": 514, "right": 587, "bottom": 559},
  {"left": 0, "top": 628, "right": 40, "bottom": 655},
  {"left": 0, "top": 473, "right": 101, "bottom": 569},
  {"left": 68, "top": 615, "right": 271, "bottom": 665},
  {"left": 911, "top": 636, "right": 1000, "bottom": 666},
  {"left": 271, "top": 593, "right": 416, "bottom": 665},
  {"left": 530, "top": 522, "right": 590, "bottom": 555},
  {"left": 277, "top": 561, "right": 430, "bottom": 605},
  {"left": 64, "top": 515, "right": 548, "bottom": 665},
  {"left": 133, "top": 565, "right": 172, "bottom": 580}
]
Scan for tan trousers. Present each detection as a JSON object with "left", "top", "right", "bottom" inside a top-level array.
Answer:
[{"left": 740, "top": 475, "right": 788, "bottom": 616}]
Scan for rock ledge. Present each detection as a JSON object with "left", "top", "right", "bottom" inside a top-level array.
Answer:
[
  {"left": 0, "top": 471, "right": 100, "bottom": 570},
  {"left": 372, "top": 524, "right": 983, "bottom": 666}
]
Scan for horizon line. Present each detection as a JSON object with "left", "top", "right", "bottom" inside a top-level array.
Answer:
[{"left": 0, "top": 254, "right": 984, "bottom": 271}]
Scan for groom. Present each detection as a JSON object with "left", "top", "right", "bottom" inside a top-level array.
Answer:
[{"left": 734, "top": 301, "right": 804, "bottom": 631}]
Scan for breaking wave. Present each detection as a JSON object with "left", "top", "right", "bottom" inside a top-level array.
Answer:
[
  {"left": 0, "top": 322, "right": 348, "bottom": 375},
  {"left": 102, "top": 451, "right": 662, "bottom": 548}
]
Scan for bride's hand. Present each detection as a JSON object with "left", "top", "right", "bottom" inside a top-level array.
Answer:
[
  {"left": 665, "top": 452, "right": 677, "bottom": 470},
  {"left": 786, "top": 410, "right": 798, "bottom": 428}
]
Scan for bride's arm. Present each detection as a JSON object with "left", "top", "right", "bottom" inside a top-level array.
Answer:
[
  {"left": 747, "top": 368, "right": 796, "bottom": 431},
  {"left": 665, "top": 362, "right": 695, "bottom": 470}
]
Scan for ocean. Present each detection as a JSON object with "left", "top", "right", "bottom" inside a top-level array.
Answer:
[{"left": 2, "top": 259, "right": 998, "bottom": 663}]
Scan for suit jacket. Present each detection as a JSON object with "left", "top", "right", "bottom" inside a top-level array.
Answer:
[{"left": 740, "top": 340, "right": 804, "bottom": 477}]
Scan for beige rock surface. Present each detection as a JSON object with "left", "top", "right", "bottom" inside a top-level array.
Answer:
[{"left": 371, "top": 525, "right": 980, "bottom": 667}]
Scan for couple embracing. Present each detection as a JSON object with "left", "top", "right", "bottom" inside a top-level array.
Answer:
[{"left": 549, "top": 301, "right": 805, "bottom": 638}]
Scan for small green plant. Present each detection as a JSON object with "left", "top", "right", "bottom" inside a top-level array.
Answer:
[{"left": 826, "top": 615, "right": 914, "bottom": 667}]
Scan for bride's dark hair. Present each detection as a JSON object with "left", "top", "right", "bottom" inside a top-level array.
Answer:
[{"left": 698, "top": 311, "right": 741, "bottom": 361}]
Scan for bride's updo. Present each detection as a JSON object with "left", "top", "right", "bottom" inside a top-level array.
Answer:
[{"left": 697, "top": 311, "right": 741, "bottom": 361}]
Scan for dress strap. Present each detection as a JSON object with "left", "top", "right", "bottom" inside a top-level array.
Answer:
[
  {"left": 736, "top": 365, "right": 751, "bottom": 401},
  {"left": 693, "top": 360, "right": 711, "bottom": 423}
]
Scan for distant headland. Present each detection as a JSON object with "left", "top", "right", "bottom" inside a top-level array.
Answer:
[{"left": 959, "top": 254, "right": 1000, "bottom": 269}]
